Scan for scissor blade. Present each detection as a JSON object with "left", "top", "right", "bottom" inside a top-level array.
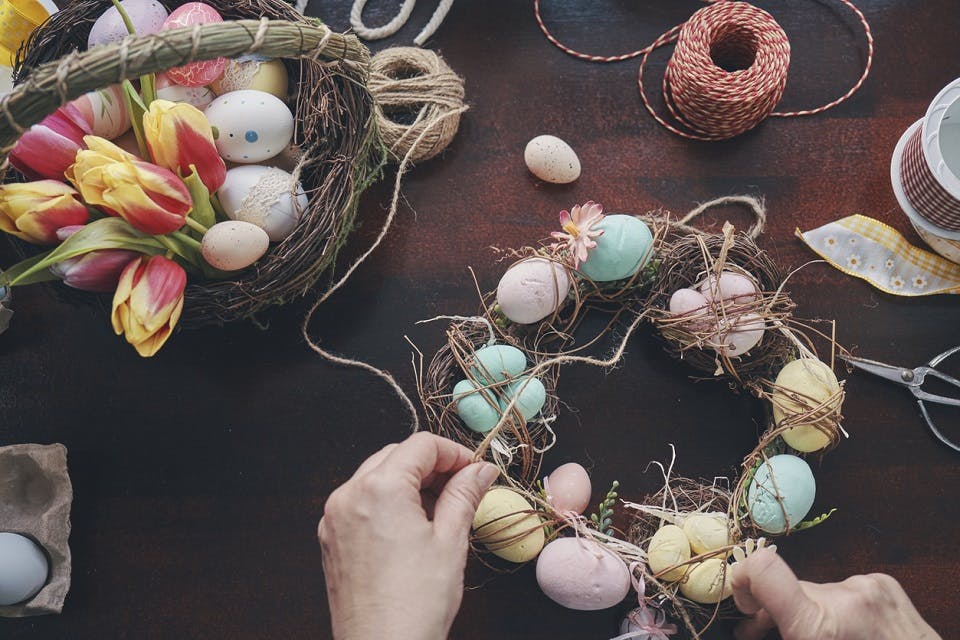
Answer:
[{"left": 838, "top": 354, "right": 914, "bottom": 386}]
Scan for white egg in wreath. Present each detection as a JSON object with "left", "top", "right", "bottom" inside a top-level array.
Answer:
[
  {"left": 218, "top": 165, "right": 308, "bottom": 241},
  {"left": 204, "top": 89, "right": 294, "bottom": 163}
]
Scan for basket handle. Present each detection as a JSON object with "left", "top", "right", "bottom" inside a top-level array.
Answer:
[{"left": 0, "top": 19, "right": 368, "bottom": 158}]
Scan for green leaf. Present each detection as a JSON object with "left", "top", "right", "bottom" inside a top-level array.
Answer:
[
  {"left": 140, "top": 73, "right": 157, "bottom": 107},
  {"left": 121, "top": 80, "right": 150, "bottom": 159},
  {"left": 183, "top": 167, "right": 216, "bottom": 234},
  {"left": 794, "top": 509, "right": 837, "bottom": 532}
]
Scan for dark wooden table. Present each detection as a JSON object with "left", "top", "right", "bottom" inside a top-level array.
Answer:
[{"left": 2, "top": 1, "right": 958, "bottom": 638}]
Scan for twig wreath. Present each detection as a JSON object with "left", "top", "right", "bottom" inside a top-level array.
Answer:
[{"left": 410, "top": 195, "right": 849, "bottom": 639}]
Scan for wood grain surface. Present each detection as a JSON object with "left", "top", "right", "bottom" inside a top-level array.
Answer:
[{"left": 2, "top": 1, "right": 958, "bottom": 638}]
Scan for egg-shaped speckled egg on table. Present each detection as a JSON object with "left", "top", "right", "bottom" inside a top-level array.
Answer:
[
  {"left": 577, "top": 215, "right": 653, "bottom": 282},
  {"left": 536, "top": 537, "right": 631, "bottom": 610},
  {"left": 524, "top": 135, "right": 581, "bottom": 184},
  {"left": 747, "top": 454, "right": 816, "bottom": 534},
  {"left": 200, "top": 220, "right": 269, "bottom": 272}
]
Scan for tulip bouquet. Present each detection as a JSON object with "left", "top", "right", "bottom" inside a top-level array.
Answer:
[{"left": 0, "top": 5, "right": 262, "bottom": 359}]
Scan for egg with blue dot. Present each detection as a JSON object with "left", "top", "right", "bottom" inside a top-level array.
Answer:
[{"left": 203, "top": 89, "right": 294, "bottom": 164}]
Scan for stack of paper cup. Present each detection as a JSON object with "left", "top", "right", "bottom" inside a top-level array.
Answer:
[{"left": 891, "top": 78, "right": 960, "bottom": 264}]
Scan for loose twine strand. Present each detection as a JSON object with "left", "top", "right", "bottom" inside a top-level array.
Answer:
[
  {"left": 534, "top": 0, "right": 874, "bottom": 140},
  {"left": 350, "top": 0, "right": 455, "bottom": 46}
]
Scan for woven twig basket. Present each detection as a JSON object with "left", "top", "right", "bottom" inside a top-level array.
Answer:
[{"left": 1, "top": 0, "right": 386, "bottom": 327}]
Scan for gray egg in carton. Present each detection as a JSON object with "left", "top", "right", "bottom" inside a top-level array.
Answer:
[{"left": 0, "top": 443, "right": 72, "bottom": 617}]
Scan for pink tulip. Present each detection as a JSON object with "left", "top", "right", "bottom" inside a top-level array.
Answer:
[
  {"left": 111, "top": 255, "right": 187, "bottom": 357},
  {"left": 50, "top": 249, "right": 142, "bottom": 292},
  {"left": 9, "top": 104, "right": 92, "bottom": 180}
]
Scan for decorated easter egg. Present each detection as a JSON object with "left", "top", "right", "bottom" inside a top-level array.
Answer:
[
  {"left": 709, "top": 313, "right": 765, "bottom": 356},
  {"left": 747, "top": 454, "right": 816, "bottom": 534},
  {"left": 473, "top": 487, "right": 545, "bottom": 563},
  {"left": 205, "top": 90, "right": 294, "bottom": 163},
  {"left": 469, "top": 344, "right": 527, "bottom": 384},
  {"left": 155, "top": 72, "right": 215, "bottom": 109},
  {"left": 453, "top": 379, "right": 501, "bottom": 433},
  {"left": 218, "top": 166, "right": 307, "bottom": 241},
  {"left": 773, "top": 359, "right": 842, "bottom": 453},
  {"left": 578, "top": 215, "right": 653, "bottom": 282},
  {"left": 681, "top": 513, "right": 730, "bottom": 555},
  {"left": 524, "top": 135, "right": 581, "bottom": 184},
  {"left": 699, "top": 270, "right": 760, "bottom": 306},
  {"left": 88, "top": 0, "right": 168, "bottom": 48},
  {"left": 647, "top": 524, "right": 691, "bottom": 582},
  {"left": 545, "top": 462, "right": 592, "bottom": 514},
  {"left": 679, "top": 558, "right": 733, "bottom": 604},
  {"left": 496, "top": 258, "right": 570, "bottom": 324},
  {"left": 70, "top": 85, "right": 130, "bottom": 140},
  {"left": 212, "top": 57, "right": 289, "bottom": 98},
  {"left": 0, "top": 533, "right": 48, "bottom": 606},
  {"left": 535, "top": 537, "right": 631, "bottom": 610},
  {"left": 161, "top": 3, "right": 227, "bottom": 87},
  {"left": 502, "top": 376, "right": 546, "bottom": 422},
  {"left": 201, "top": 220, "right": 270, "bottom": 271}
]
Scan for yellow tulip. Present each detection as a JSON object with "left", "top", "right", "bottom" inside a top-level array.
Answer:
[
  {"left": 0, "top": 180, "right": 90, "bottom": 244},
  {"left": 143, "top": 99, "right": 226, "bottom": 192},
  {"left": 111, "top": 255, "right": 187, "bottom": 357},
  {"left": 66, "top": 136, "right": 192, "bottom": 235}
]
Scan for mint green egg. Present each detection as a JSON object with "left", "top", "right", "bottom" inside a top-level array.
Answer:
[
  {"left": 501, "top": 376, "right": 546, "bottom": 422},
  {"left": 747, "top": 454, "right": 816, "bottom": 534},
  {"left": 578, "top": 215, "right": 653, "bottom": 282},
  {"left": 453, "top": 379, "right": 501, "bottom": 433},
  {"left": 470, "top": 344, "right": 527, "bottom": 384}
]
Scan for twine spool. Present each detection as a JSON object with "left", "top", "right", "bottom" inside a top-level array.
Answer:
[
  {"left": 534, "top": 0, "right": 873, "bottom": 141},
  {"left": 891, "top": 79, "right": 960, "bottom": 238},
  {"left": 369, "top": 46, "right": 466, "bottom": 163}
]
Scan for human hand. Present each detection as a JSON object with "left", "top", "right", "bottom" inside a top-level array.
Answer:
[
  {"left": 730, "top": 547, "right": 941, "bottom": 640},
  {"left": 318, "top": 432, "right": 500, "bottom": 640}
]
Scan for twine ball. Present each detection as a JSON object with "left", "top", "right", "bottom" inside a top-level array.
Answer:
[{"left": 368, "top": 47, "right": 466, "bottom": 163}]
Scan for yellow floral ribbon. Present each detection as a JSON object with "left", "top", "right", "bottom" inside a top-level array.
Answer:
[
  {"left": 797, "top": 214, "right": 960, "bottom": 296},
  {"left": 0, "top": 0, "right": 52, "bottom": 66}
]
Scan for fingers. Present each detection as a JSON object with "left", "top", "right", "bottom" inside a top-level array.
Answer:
[
  {"left": 432, "top": 462, "right": 500, "bottom": 539},
  {"left": 349, "top": 443, "right": 399, "bottom": 481},
  {"left": 731, "top": 548, "right": 815, "bottom": 633},
  {"left": 733, "top": 608, "right": 776, "bottom": 640},
  {"left": 379, "top": 432, "right": 477, "bottom": 488}
]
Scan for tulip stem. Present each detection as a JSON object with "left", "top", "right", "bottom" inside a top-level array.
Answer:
[{"left": 183, "top": 217, "right": 208, "bottom": 235}]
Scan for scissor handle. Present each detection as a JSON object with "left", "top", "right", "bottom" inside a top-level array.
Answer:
[{"left": 918, "top": 399, "right": 960, "bottom": 454}]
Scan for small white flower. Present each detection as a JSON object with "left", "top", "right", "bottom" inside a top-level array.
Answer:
[
  {"left": 889, "top": 274, "right": 905, "bottom": 290},
  {"left": 824, "top": 236, "right": 838, "bottom": 248},
  {"left": 848, "top": 237, "right": 857, "bottom": 245},
  {"left": 913, "top": 275, "right": 928, "bottom": 289},
  {"left": 846, "top": 254, "right": 862, "bottom": 270},
  {"left": 885, "top": 258, "right": 895, "bottom": 270}
]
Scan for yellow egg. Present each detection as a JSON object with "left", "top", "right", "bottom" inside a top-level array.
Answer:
[
  {"left": 679, "top": 558, "right": 733, "bottom": 604},
  {"left": 646, "top": 524, "right": 691, "bottom": 582},
  {"left": 681, "top": 513, "right": 730, "bottom": 555},
  {"left": 472, "top": 487, "right": 545, "bottom": 563},
  {"left": 772, "top": 358, "right": 842, "bottom": 453},
  {"left": 212, "top": 58, "right": 288, "bottom": 98}
]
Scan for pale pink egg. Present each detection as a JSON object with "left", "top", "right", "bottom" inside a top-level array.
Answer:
[
  {"left": 155, "top": 72, "right": 216, "bottom": 109},
  {"left": 708, "top": 313, "right": 765, "bottom": 356},
  {"left": 536, "top": 538, "right": 632, "bottom": 610},
  {"left": 162, "top": 3, "right": 227, "bottom": 87},
  {"left": 699, "top": 271, "right": 760, "bottom": 306},
  {"left": 668, "top": 288, "right": 709, "bottom": 317},
  {"left": 545, "top": 463, "right": 592, "bottom": 514}
]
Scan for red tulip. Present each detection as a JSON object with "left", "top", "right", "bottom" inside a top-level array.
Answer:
[
  {"left": 143, "top": 99, "right": 226, "bottom": 192},
  {"left": 111, "top": 255, "right": 187, "bottom": 357},
  {"left": 0, "top": 180, "right": 90, "bottom": 244},
  {"left": 9, "top": 103, "right": 92, "bottom": 180}
]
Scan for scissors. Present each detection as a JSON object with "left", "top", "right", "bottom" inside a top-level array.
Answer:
[{"left": 839, "top": 346, "right": 960, "bottom": 454}]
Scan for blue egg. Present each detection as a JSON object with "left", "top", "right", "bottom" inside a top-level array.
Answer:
[
  {"left": 0, "top": 533, "right": 49, "bottom": 606},
  {"left": 453, "top": 379, "right": 501, "bottom": 433},
  {"left": 747, "top": 454, "right": 816, "bottom": 534},
  {"left": 501, "top": 376, "right": 546, "bottom": 422},
  {"left": 578, "top": 215, "right": 653, "bottom": 282},
  {"left": 469, "top": 344, "right": 527, "bottom": 385}
]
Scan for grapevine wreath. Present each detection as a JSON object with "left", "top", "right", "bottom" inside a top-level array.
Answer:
[{"left": 414, "top": 196, "right": 848, "bottom": 638}]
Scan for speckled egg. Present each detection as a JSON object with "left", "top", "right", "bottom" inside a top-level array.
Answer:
[
  {"left": 0, "top": 533, "right": 48, "bottom": 606},
  {"left": 536, "top": 537, "right": 631, "bottom": 610},
  {"left": 200, "top": 220, "right": 270, "bottom": 271},
  {"left": 699, "top": 270, "right": 760, "bottom": 306},
  {"left": 773, "top": 359, "right": 842, "bottom": 453},
  {"left": 88, "top": 0, "right": 168, "bottom": 48},
  {"left": 212, "top": 57, "right": 289, "bottom": 98},
  {"left": 524, "top": 135, "right": 581, "bottom": 184},
  {"left": 469, "top": 344, "right": 527, "bottom": 384},
  {"left": 473, "top": 487, "right": 545, "bottom": 563},
  {"left": 679, "top": 558, "right": 733, "bottom": 604},
  {"left": 161, "top": 3, "right": 227, "bottom": 87},
  {"left": 545, "top": 462, "right": 592, "bottom": 514},
  {"left": 218, "top": 165, "right": 306, "bottom": 241},
  {"left": 205, "top": 90, "right": 294, "bottom": 163},
  {"left": 709, "top": 313, "right": 765, "bottom": 356},
  {"left": 681, "top": 513, "right": 730, "bottom": 555},
  {"left": 647, "top": 524, "right": 691, "bottom": 582},
  {"left": 577, "top": 215, "right": 653, "bottom": 282},
  {"left": 502, "top": 376, "right": 546, "bottom": 422},
  {"left": 496, "top": 258, "right": 570, "bottom": 324},
  {"left": 453, "top": 379, "right": 501, "bottom": 433},
  {"left": 70, "top": 85, "right": 130, "bottom": 140},
  {"left": 156, "top": 72, "right": 215, "bottom": 109},
  {"left": 747, "top": 454, "right": 816, "bottom": 534}
]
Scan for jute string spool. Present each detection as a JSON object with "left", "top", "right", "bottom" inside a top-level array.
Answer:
[
  {"left": 368, "top": 46, "right": 466, "bottom": 163},
  {"left": 534, "top": 0, "right": 874, "bottom": 141}
]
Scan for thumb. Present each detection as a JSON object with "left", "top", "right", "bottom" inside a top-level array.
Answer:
[
  {"left": 731, "top": 548, "right": 817, "bottom": 635},
  {"left": 432, "top": 462, "right": 500, "bottom": 540}
]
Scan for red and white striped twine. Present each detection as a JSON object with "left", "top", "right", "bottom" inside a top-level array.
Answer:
[
  {"left": 900, "top": 124, "right": 960, "bottom": 231},
  {"left": 534, "top": 0, "right": 874, "bottom": 141}
]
